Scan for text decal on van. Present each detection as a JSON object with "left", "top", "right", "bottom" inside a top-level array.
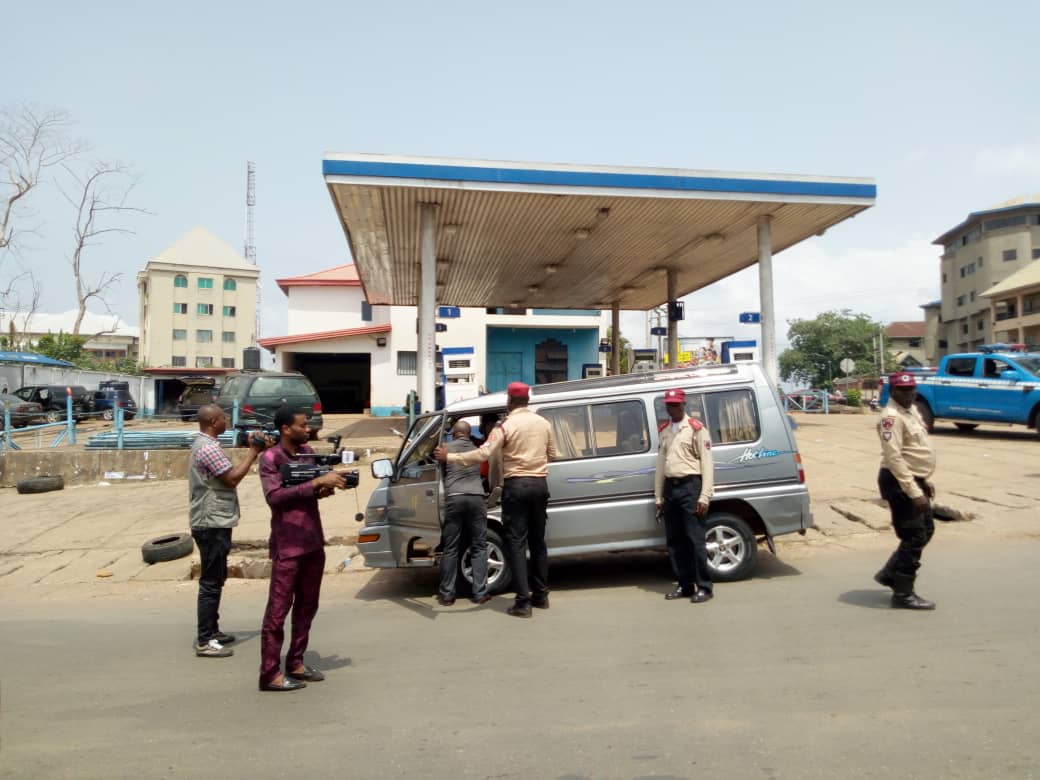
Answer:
[{"left": 726, "top": 447, "right": 793, "bottom": 464}]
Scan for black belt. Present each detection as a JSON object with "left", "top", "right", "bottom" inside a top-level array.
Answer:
[{"left": 666, "top": 475, "right": 698, "bottom": 485}]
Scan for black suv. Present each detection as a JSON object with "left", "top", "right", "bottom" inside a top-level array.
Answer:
[
  {"left": 12, "top": 385, "right": 93, "bottom": 422},
  {"left": 217, "top": 371, "right": 322, "bottom": 439},
  {"left": 93, "top": 380, "right": 138, "bottom": 420}
]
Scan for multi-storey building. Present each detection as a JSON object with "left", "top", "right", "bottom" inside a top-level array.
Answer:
[
  {"left": 934, "top": 196, "right": 1040, "bottom": 354},
  {"left": 136, "top": 227, "right": 258, "bottom": 370},
  {"left": 259, "top": 262, "right": 608, "bottom": 415},
  {"left": 981, "top": 257, "right": 1040, "bottom": 349}
]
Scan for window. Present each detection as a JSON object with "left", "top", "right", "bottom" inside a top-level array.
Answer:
[
  {"left": 223, "top": 305, "right": 236, "bottom": 317},
  {"left": 196, "top": 329, "right": 213, "bottom": 343},
  {"left": 946, "top": 357, "right": 975, "bottom": 376},
  {"left": 174, "top": 275, "right": 188, "bottom": 288},
  {"left": 1032, "top": 248, "right": 1040, "bottom": 260},
  {"left": 485, "top": 307, "right": 526, "bottom": 315},
  {"left": 539, "top": 406, "right": 592, "bottom": 460},
  {"left": 653, "top": 389, "right": 760, "bottom": 445},
  {"left": 172, "top": 356, "right": 187, "bottom": 367},
  {"left": 361, "top": 301, "right": 372, "bottom": 321},
  {"left": 447, "top": 359, "right": 471, "bottom": 369},
  {"left": 985, "top": 215, "right": 1027, "bottom": 232},
  {"left": 173, "top": 302, "right": 187, "bottom": 314},
  {"left": 397, "top": 351, "right": 417, "bottom": 375},
  {"left": 222, "top": 331, "right": 235, "bottom": 343},
  {"left": 197, "top": 303, "right": 213, "bottom": 316},
  {"left": 590, "top": 400, "right": 649, "bottom": 456},
  {"left": 977, "top": 256, "right": 983, "bottom": 267},
  {"left": 196, "top": 356, "right": 213, "bottom": 368},
  {"left": 908, "top": 338, "right": 922, "bottom": 348},
  {"left": 970, "top": 291, "right": 976, "bottom": 302},
  {"left": 956, "top": 295, "right": 966, "bottom": 306},
  {"left": 221, "top": 358, "right": 235, "bottom": 368},
  {"left": 939, "top": 339, "right": 948, "bottom": 348},
  {"left": 172, "top": 329, "right": 187, "bottom": 341},
  {"left": 249, "top": 377, "right": 316, "bottom": 397},
  {"left": 977, "top": 320, "right": 985, "bottom": 331},
  {"left": 942, "top": 273, "right": 947, "bottom": 283},
  {"left": 223, "top": 278, "right": 237, "bottom": 291},
  {"left": 1002, "top": 249, "right": 1018, "bottom": 262},
  {"left": 961, "top": 323, "right": 969, "bottom": 335},
  {"left": 983, "top": 358, "right": 1012, "bottom": 379},
  {"left": 198, "top": 277, "right": 214, "bottom": 289}
]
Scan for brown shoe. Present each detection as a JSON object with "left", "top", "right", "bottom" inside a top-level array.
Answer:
[
  {"left": 436, "top": 595, "right": 456, "bottom": 606},
  {"left": 470, "top": 594, "right": 493, "bottom": 604},
  {"left": 506, "top": 604, "right": 532, "bottom": 618}
]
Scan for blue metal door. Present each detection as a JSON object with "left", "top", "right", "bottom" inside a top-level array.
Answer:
[{"left": 486, "top": 352, "right": 522, "bottom": 393}]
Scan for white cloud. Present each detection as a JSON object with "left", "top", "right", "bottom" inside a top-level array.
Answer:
[
  {"left": 974, "top": 140, "right": 1040, "bottom": 176},
  {"left": 620, "top": 236, "right": 939, "bottom": 353}
]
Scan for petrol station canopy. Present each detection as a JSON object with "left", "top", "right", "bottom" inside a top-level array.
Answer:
[{"left": 322, "top": 153, "right": 876, "bottom": 311}]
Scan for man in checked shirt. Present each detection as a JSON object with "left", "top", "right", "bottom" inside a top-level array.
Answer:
[{"left": 189, "top": 404, "right": 272, "bottom": 658}]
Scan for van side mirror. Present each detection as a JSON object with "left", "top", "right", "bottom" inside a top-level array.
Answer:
[
  {"left": 371, "top": 459, "right": 394, "bottom": 479},
  {"left": 1000, "top": 369, "right": 1021, "bottom": 382}
]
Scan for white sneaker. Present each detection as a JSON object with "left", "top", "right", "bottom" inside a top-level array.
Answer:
[{"left": 195, "top": 638, "right": 233, "bottom": 657}]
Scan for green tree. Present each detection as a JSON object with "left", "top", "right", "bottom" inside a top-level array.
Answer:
[
  {"left": 34, "top": 331, "right": 86, "bottom": 362},
  {"left": 778, "top": 310, "right": 887, "bottom": 389}
]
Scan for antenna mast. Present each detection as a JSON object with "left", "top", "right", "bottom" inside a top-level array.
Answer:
[{"left": 245, "top": 161, "right": 259, "bottom": 342}]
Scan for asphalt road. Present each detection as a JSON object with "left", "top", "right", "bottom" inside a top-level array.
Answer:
[{"left": 2, "top": 534, "right": 1038, "bottom": 779}]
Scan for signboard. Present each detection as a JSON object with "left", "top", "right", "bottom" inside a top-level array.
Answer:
[
  {"left": 739, "top": 312, "right": 761, "bottom": 324},
  {"left": 598, "top": 343, "right": 613, "bottom": 353},
  {"left": 437, "top": 306, "right": 461, "bottom": 318},
  {"left": 839, "top": 358, "right": 856, "bottom": 374},
  {"left": 650, "top": 326, "right": 668, "bottom": 336},
  {"left": 632, "top": 348, "right": 658, "bottom": 362}
]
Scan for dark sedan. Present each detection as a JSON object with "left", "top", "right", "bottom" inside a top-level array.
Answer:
[{"left": 0, "top": 393, "right": 49, "bottom": 428}]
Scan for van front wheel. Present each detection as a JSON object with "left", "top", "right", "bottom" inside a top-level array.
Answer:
[
  {"left": 461, "top": 526, "right": 512, "bottom": 595},
  {"left": 704, "top": 513, "right": 757, "bottom": 582}
]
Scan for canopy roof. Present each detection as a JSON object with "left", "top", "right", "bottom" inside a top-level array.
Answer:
[{"left": 323, "top": 153, "right": 876, "bottom": 310}]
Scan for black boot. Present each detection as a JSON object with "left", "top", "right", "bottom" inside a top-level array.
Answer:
[
  {"left": 891, "top": 573, "right": 935, "bottom": 610},
  {"left": 874, "top": 552, "right": 898, "bottom": 588}
]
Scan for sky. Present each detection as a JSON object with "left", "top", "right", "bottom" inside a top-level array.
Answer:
[{"left": 4, "top": 0, "right": 1040, "bottom": 354}]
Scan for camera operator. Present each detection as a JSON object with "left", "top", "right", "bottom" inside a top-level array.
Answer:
[
  {"left": 257, "top": 406, "right": 346, "bottom": 692},
  {"left": 190, "top": 404, "right": 272, "bottom": 659}
]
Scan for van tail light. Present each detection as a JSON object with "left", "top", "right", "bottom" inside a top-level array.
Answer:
[
  {"left": 242, "top": 404, "right": 255, "bottom": 415},
  {"left": 795, "top": 452, "right": 805, "bottom": 484},
  {"left": 313, "top": 401, "right": 323, "bottom": 414}
]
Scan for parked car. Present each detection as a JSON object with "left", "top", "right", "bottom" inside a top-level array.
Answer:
[
  {"left": 11, "top": 385, "right": 93, "bottom": 422},
  {"left": 0, "top": 393, "right": 49, "bottom": 428},
  {"left": 216, "top": 371, "right": 323, "bottom": 439},
  {"left": 360, "top": 362, "right": 811, "bottom": 593},
  {"left": 93, "top": 380, "right": 138, "bottom": 421},
  {"left": 177, "top": 377, "right": 217, "bottom": 421}
]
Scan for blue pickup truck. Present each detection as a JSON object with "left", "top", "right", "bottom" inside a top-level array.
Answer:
[{"left": 879, "top": 347, "right": 1040, "bottom": 435}]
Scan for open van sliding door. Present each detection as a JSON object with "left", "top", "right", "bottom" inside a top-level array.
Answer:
[{"left": 386, "top": 414, "right": 446, "bottom": 566}]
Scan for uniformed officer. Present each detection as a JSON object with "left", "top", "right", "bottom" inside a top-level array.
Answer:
[
  {"left": 875, "top": 372, "right": 937, "bottom": 610},
  {"left": 655, "top": 388, "right": 715, "bottom": 603},
  {"left": 434, "top": 382, "right": 557, "bottom": 618}
]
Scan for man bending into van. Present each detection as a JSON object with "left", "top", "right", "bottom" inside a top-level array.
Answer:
[
  {"left": 655, "top": 388, "right": 715, "bottom": 603},
  {"left": 434, "top": 382, "right": 556, "bottom": 618},
  {"left": 436, "top": 420, "right": 491, "bottom": 606},
  {"left": 189, "top": 404, "right": 271, "bottom": 658}
]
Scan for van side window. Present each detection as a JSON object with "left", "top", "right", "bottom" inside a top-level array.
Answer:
[
  {"left": 703, "top": 390, "right": 760, "bottom": 444},
  {"left": 654, "top": 390, "right": 758, "bottom": 444},
  {"left": 590, "top": 400, "right": 649, "bottom": 455},
  {"left": 540, "top": 406, "right": 592, "bottom": 460}
]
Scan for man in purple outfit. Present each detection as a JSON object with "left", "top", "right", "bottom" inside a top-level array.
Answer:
[{"left": 258, "top": 406, "right": 346, "bottom": 692}]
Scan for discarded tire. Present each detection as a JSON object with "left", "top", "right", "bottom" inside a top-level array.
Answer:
[
  {"left": 16, "top": 475, "right": 65, "bottom": 494},
  {"left": 141, "top": 532, "right": 195, "bottom": 564}
]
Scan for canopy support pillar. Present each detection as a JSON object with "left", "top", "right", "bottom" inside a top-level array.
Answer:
[
  {"left": 611, "top": 304, "right": 621, "bottom": 375},
  {"left": 418, "top": 203, "right": 438, "bottom": 413},
  {"left": 757, "top": 215, "right": 777, "bottom": 387},
  {"left": 667, "top": 269, "right": 678, "bottom": 368}
]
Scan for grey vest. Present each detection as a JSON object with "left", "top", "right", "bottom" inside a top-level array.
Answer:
[
  {"left": 443, "top": 437, "right": 485, "bottom": 496},
  {"left": 188, "top": 434, "right": 240, "bottom": 529}
]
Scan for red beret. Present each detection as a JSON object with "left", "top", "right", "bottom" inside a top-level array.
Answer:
[
  {"left": 507, "top": 381, "right": 530, "bottom": 398},
  {"left": 889, "top": 372, "right": 917, "bottom": 388},
  {"left": 663, "top": 388, "right": 686, "bottom": 403}
]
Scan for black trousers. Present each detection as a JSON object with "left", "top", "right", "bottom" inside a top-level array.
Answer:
[
  {"left": 877, "top": 468, "right": 935, "bottom": 594},
  {"left": 439, "top": 494, "right": 489, "bottom": 600},
  {"left": 502, "top": 476, "right": 549, "bottom": 606},
  {"left": 192, "top": 527, "right": 232, "bottom": 644},
  {"left": 663, "top": 475, "right": 712, "bottom": 594}
]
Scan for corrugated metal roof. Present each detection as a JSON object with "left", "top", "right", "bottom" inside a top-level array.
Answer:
[
  {"left": 0, "top": 351, "right": 75, "bottom": 367},
  {"left": 323, "top": 154, "right": 876, "bottom": 310}
]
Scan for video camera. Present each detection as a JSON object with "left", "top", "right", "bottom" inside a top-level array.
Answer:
[
  {"left": 279, "top": 434, "right": 360, "bottom": 489},
  {"left": 234, "top": 423, "right": 280, "bottom": 448}
]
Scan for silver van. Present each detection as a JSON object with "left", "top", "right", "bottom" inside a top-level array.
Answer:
[{"left": 360, "top": 363, "right": 811, "bottom": 593}]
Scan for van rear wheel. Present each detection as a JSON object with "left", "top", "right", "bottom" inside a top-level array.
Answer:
[
  {"left": 460, "top": 526, "right": 511, "bottom": 595},
  {"left": 704, "top": 513, "right": 757, "bottom": 582}
]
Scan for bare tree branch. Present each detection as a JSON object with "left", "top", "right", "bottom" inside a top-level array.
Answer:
[{"left": 59, "top": 161, "right": 149, "bottom": 334}]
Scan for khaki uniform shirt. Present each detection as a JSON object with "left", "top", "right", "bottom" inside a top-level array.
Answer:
[
  {"left": 449, "top": 406, "right": 557, "bottom": 478},
  {"left": 878, "top": 401, "right": 936, "bottom": 499},
  {"left": 655, "top": 416, "right": 714, "bottom": 505}
]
